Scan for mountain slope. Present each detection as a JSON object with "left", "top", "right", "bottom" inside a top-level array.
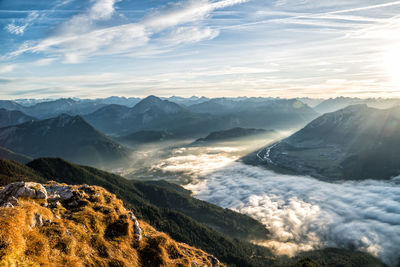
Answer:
[
  {"left": 0, "top": 147, "right": 32, "bottom": 164},
  {"left": 0, "top": 182, "right": 222, "bottom": 266},
  {"left": 254, "top": 104, "right": 400, "bottom": 180},
  {"left": 0, "top": 100, "right": 24, "bottom": 111},
  {"left": 22, "top": 98, "right": 108, "bottom": 119},
  {"left": 195, "top": 127, "right": 275, "bottom": 143},
  {"left": 188, "top": 98, "right": 318, "bottom": 130},
  {"left": 314, "top": 97, "right": 400, "bottom": 114},
  {"left": 0, "top": 114, "right": 129, "bottom": 167},
  {"left": 0, "top": 159, "right": 46, "bottom": 185},
  {"left": 0, "top": 108, "right": 36, "bottom": 127},
  {"left": 24, "top": 158, "right": 276, "bottom": 266},
  {"left": 116, "top": 130, "right": 175, "bottom": 145}
]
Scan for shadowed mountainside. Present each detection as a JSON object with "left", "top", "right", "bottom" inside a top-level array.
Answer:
[
  {"left": 0, "top": 114, "right": 130, "bottom": 168},
  {"left": 251, "top": 104, "right": 400, "bottom": 180},
  {"left": 0, "top": 108, "right": 36, "bottom": 128}
]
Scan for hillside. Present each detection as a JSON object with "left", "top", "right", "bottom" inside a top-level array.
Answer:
[
  {"left": 188, "top": 98, "right": 318, "bottom": 130},
  {"left": 0, "top": 146, "right": 32, "bottom": 164},
  {"left": 253, "top": 105, "right": 400, "bottom": 180},
  {"left": 0, "top": 159, "right": 46, "bottom": 185},
  {"left": 195, "top": 127, "right": 275, "bottom": 143},
  {"left": 0, "top": 108, "right": 36, "bottom": 128},
  {"left": 0, "top": 181, "right": 222, "bottom": 266},
  {"left": 116, "top": 130, "right": 175, "bottom": 145},
  {"left": 314, "top": 97, "right": 400, "bottom": 114},
  {"left": 0, "top": 114, "right": 130, "bottom": 167},
  {"left": 9, "top": 158, "right": 276, "bottom": 266}
]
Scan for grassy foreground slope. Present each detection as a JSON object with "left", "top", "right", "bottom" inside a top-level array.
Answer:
[{"left": 0, "top": 183, "right": 221, "bottom": 266}]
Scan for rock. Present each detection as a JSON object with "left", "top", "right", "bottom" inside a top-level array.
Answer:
[
  {"left": 65, "top": 229, "right": 72, "bottom": 236},
  {"left": 2, "top": 202, "right": 13, "bottom": 208},
  {"left": 128, "top": 211, "right": 142, "bottom": 241},
  {"left": 208, "top": 255, "right": 219, "bottom": 267},
  {"left": 31, "top": 213, "right": 43, "bottom": 228},
  {"left": 0, "top": 182, "right": 47, "bottom": 206},
  {"left": 48, "top": 201, "right": 62, "bottom": 209},
  {"left": 8, "top": 196, "right": 18, "bottom": 205},
  {"left": 133, "top": 220, "right": 142, "bottom": 241},
  {"left": 45, "top": 184, "right": 75, "bottom": 202},
  {"left": 67, "top": 200, "right": 79, "bottom": 207},
  {"left": 128, "top": 211, "right": 137, "bottom": 221}
]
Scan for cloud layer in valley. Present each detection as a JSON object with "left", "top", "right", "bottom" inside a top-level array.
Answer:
[
  {"left": 185, "top": 162, "right": 400, "bottom": 266},
  {"left": 145, "top": 142, "right": 400, "bottom": 266}
]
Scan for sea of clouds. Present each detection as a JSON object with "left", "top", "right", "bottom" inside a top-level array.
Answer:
[{"left": 145, "top": 141, "right": 400, "bottom": 266}]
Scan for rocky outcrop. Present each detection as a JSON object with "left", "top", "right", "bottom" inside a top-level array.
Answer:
[{"left": 0, "top": 182, "right": 47, "bottom": 207}]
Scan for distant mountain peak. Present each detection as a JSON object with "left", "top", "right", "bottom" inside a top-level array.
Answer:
[
  {"left": 133, "top": 95, "right": 183, "bottom": 114},
  {"left": 48, "top": 113, "right": 85, "bottom": 126},
  {"left": 141, "top": 95, "right": 162, "bottom": 103}
]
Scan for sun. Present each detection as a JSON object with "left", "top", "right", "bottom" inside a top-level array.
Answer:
[{"left": 383, "top": 45, "right": 400, "bottom": 90}]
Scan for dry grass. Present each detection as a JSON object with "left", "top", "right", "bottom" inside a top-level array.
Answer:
[{"left": 0, "top": 184, "right": 223, "bottom": 267}]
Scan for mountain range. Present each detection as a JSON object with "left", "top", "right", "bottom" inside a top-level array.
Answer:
[
  {"left": 84, "top": 96, "right": 232, "bottom": 137},
  {"left": 253, "top": 104, "right": 400, "bottom": 180},
  {"left": 0, "top": 114, "right": 129, "bottom": 167},
  {"left": 314, "top": 97, "right": 400, "bottom": 114}
]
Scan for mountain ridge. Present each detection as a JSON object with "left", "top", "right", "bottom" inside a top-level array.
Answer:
[
  {"left": 252, "top": 104, "right": 400, "bottom": 180},
  {"left": 0, "top": 114, "right": 130, "bottom": 167}
]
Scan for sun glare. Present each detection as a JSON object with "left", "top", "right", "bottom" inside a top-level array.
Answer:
[{"left": 383, "top": 45, "right": 400, "bottom": 89}]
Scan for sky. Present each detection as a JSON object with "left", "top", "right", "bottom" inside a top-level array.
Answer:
[{"left": 0, "top": 0, "right": 400, "bottom": 99}]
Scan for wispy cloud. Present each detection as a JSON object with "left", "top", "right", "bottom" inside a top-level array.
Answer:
[
  {"left": 1, "top": 0, "right": 400, "bottom": 98},
  {"left": 9, "top": 0, "right": 248, "bottom": 63},
  {"left": 4, "top": 11, "right": 39, "bottom": 35}
]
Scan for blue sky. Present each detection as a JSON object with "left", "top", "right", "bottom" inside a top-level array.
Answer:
[{"left": 1, "top": 0, "right": 400, "bottom": 99}]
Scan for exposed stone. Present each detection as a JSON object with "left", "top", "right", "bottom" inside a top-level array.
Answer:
[
  {"left": 0, "top": 182, "right": 47, "bottom": 206},
  {"left": 45, "top": 184, "right": 75, "bottom": 202},
  {"left": 127, "top": 210, "right": 142, "bottom": 241},
  {"left": 8, "top": 196, "right": 18, "bottom": 206},
  {"left": 67, "top": 200, "right": 79, "bottom": 207},
  {"left": 128, "top": 211, "right": 137, "bottom": 221},
  {"left": 133, "top": 220, "right": 142, "bottom": 241},
  {"left": 31, "top": 213, "right": 43, "bottom": 228},
  {"left": 208, "top": 255, "right": 220, "bottom": 267},
  {"left": 2, "top": 202, "right": 13, "bottom": 208}
]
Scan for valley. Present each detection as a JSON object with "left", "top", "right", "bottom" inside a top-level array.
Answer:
[
  {"left": 1, "top": 95, "right": 400, "bottom": 266},
  {"left": 114, "top": 133, "right": 400, "bottom": 267}
]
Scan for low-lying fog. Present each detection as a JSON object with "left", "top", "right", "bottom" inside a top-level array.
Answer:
[{"left": 117, "top": 134, "right": 400, "bottom": 266}]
